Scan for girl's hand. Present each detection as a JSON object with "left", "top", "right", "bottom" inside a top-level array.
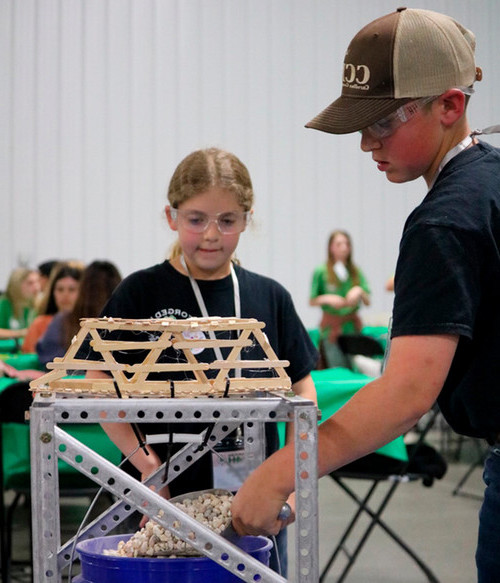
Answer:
[
  {"left": 325, "top": 294, "right": 348, "bottom": 309},
  {"left": 345, "top": 286, "right": 364, "bottom": 307}
]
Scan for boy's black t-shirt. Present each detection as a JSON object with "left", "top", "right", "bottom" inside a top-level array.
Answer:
[
  {"left": 79, "top": 260, "right": 318, "bottom": 495},
  {"left": 391, "top": 142, "right": 500, "bottom": 440}
]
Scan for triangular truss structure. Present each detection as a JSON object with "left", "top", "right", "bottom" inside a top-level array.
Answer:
[{"left": 30, "top": 317, "right": 291, "bottom": 398}]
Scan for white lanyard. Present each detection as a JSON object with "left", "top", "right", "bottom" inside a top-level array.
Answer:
[
  {"left": 428, "top": 125, "right": 500, "bottom": 191},
  {"left": 471, "top": 124, "right": 500, "bottom": 137},
  {"left": 428, "top": 135, "right": 473, "bottom": 190},
  {"left": 179, "top": 255, "right": 241, "bottom": 372}
]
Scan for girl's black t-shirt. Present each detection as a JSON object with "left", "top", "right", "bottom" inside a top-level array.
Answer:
[{"left": 78, "top": 260, "right": 318, "bottom": 495}]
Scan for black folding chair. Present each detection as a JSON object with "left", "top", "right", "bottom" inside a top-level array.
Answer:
[
  {"left": 437, "top": 415, "right": 487, "bottom": 500},
  {"left": 337, "top": 334, "right": 385, "bottom": 359},
  {"left": 320, "top": 407, "right": 447, "bottom": 583},
  {"left": 451, "top": 437, "right": 487, "bottom": 500},
  {"left": 337, "top": 333, "right": 385, "bottom": 376}
]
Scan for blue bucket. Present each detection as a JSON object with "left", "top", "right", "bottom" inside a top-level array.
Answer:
[{"left": 74, "top": 533, "right": 272, "bottom": 583}]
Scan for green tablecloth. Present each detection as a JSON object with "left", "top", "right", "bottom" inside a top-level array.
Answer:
[
  {"left": 2, "top": 363, "right": 407, "bottom": 491},
  {"left": 1, "top": 352, "right": 41, "bottom": 371},
  {"left": 0, "top": 378, "right": 122, "bottom": 489},
  {"left": 278, "top": 367, "right": 407, "bottom": 462},
  {"left": 0, "top": 377, "right": 17, "bottom": 392},
  {"left": 0, "top": 339, "right": 20, "bottom": 354},
  {"left": 2, "top": 422, "right": 122, "bottom": 489}
]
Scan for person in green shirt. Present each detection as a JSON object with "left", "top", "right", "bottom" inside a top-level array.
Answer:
[
  {"left": 310, "top": 230, "right": 370, "bottom": 367},
  {"left": 0, "top": 267, "right": 40, "bottom": 340}
]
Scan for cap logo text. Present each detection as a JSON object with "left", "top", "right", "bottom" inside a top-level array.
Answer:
[{"left": 343, "top": 64, "right": 370, "bottom": 87}]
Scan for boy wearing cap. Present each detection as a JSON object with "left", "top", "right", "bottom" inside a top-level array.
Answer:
[{"left": 232, "top": 8, "right": 500, "bottom": 580}]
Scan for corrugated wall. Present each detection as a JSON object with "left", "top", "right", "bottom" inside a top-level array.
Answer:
[{"left": 1, "top": 0, "right": 499, "bottom": 328}]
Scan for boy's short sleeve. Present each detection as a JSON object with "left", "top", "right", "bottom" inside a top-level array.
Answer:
[{"left": 392, "top": 225, "right": 482, "bottom": 339}]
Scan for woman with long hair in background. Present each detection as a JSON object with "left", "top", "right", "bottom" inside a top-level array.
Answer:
[
  {"left": 36, "top": 260, "right": 122, "bottom": 369},
  {"left": 0, "top": 268, "right": 40, "bottom": 340},
  {"left": 21, "top": 262, "right": 84, "bottom": 353},
  {"left": 310, "top": 230, "right": 371, "bottom": 368}
]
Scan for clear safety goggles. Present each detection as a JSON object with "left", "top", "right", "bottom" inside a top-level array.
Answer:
[
  {"left": 170, "top": 208, "right": 250, "bottom": 235},
  {"left": 363, "top": 87, "right": 475, "bottom": 140},
  {"left": 362, "top": 96, "right": 438, "bottom": 139}
]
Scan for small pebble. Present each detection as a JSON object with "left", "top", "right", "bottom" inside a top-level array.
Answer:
[{"left": 103, "top": 492, "right": 233, "bottom": 558}]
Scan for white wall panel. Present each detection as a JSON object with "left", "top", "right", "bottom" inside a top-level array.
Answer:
[
  {"left": 106, "top": 0, "right": 134, "bottom": 264},
  {"left": 0, "top": 0, "right": 13, "bottom": 266},
  {"left": 10, "top": 0, "right": 37, "bottom": 266},
  {"left": 1, "top": 0, "right": 500, "bottom": 329},
  {"left": 59, "top": 0, "right": 85, "bottom": 260}
]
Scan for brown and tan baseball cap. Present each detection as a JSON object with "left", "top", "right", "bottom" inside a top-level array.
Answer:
[{"left": 306, "top": 7, "right": 481, "bottom": 135}]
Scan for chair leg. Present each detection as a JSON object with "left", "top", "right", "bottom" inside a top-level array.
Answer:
[
  {"left": 321, "top": 477, "right": 440, "bottom": 583},
  {"left": 1, "top": 494, "right": 9, "bottom": 583},
  {"left": 5, "top": 492, "right": 23, "bottom": 567},
  {"left": 452, "top": 440, "right": 486, "bottom": 500},
  {"left": 319, "top": 478, "right": 377, "bottom": 583}
]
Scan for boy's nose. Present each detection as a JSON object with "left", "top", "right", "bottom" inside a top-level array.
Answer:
[{"left": 359, "top": 129, "right": 382, "bottom": 152}]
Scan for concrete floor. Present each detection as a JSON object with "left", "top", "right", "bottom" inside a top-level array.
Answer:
[
  {"left": 289, "top": 461, "right": 484, "bottom": 582},
  {"left": 6, "top": 441, "right": 485, "bottom": 583}
]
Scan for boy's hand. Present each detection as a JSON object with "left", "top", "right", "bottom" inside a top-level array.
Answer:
[{"left": 231, "top": 459, "right": 294, "bottom": 536}]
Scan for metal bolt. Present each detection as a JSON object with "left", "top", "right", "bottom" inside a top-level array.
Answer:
[{"left": 40, "top": 432, "right": 52, "bottom": 443}]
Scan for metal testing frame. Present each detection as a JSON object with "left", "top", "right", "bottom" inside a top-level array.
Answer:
[{"left": 29, "top": 391, "right": 319, "bottom": 583}]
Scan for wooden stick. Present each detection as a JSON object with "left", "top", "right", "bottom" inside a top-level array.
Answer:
[{"left": 30, "top": 316, "right": 292, "bottom": 398}]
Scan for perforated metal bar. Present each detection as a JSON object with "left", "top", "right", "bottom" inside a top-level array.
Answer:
[
  {"left": 294, "top": 404, "right": 319, "bottom": 582},
  {"left": 58, "top": 420, "right": 243, "bottom": 568},
  {"left": 30, "top": 393, "right": 319, "bottom": 582},
  {"left": 54, "top": 428, "right": 286, "bottom": 582},
  {"left": 30, "top": 399, "right": 62, "bottom": 581}
]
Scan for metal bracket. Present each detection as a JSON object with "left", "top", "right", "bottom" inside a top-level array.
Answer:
[{"left": 30, "top": 393, "right": 318, "bottom": 582}]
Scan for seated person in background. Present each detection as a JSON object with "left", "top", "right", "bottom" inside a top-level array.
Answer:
[
  {"left": 21, "top": 262, "right": 84, "bottom": 353},
  {"left": 36, "top": 260, "right": 122, "bottom": 368},
  {"left": 0, "top": 267, "right": 41, "bottom": 340},
  {"left": 37, "top": 259, "right": 59, "bottom": 294},
  {"left": 310, "top": 230, "right": 370, "bottom": 368}
]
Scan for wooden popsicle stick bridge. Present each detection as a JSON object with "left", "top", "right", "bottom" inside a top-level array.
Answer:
[{"left": 30, "top": 317, "right": 291, "bottom": 398}]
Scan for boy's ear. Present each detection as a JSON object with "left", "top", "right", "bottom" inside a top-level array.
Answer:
[
  {"left": 438, "top": 89, "right": 467, "bottom": 127},
  {"left": 165, "top": 206, "right": 178, "bottom": 231}
]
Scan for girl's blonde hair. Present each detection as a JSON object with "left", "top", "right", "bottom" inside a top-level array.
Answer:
[
  {"left": 326, "top": 230, "right": 361, "bottom": 286},
  {"left": 167, "top": 148, "right": 254, "bottom": 259},
  {"left": 5, "top": 268, "right": 38, "bottom": 319}
]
